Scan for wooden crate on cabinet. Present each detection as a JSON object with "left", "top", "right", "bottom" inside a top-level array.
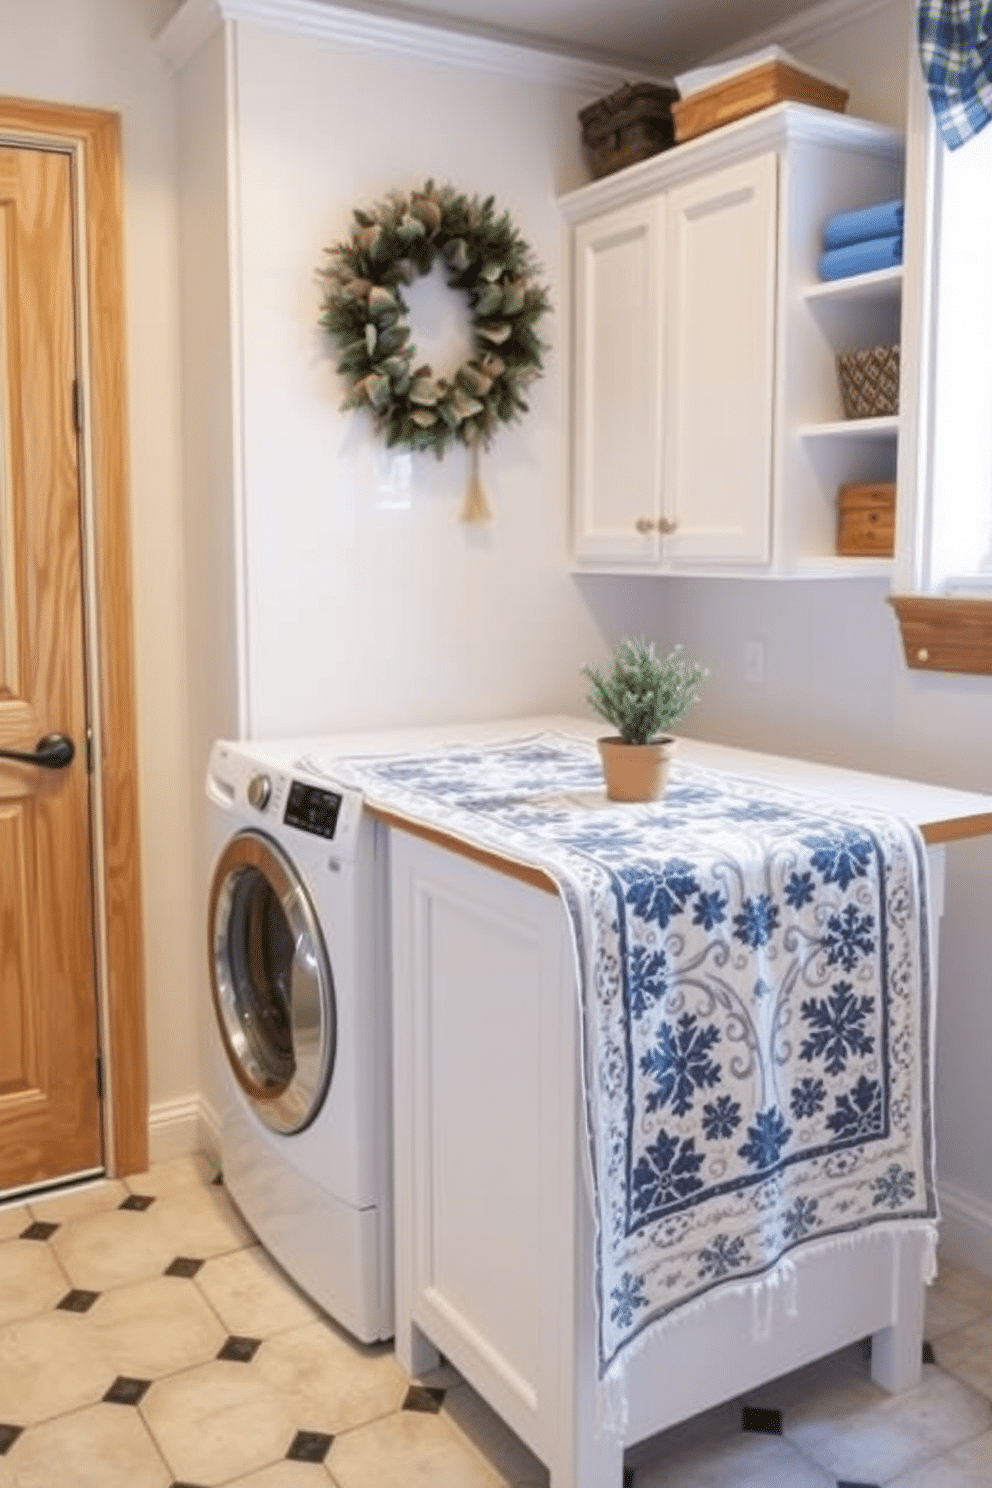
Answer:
[{"left": 672, "top": 58, "right": 849, "bottom": 143}]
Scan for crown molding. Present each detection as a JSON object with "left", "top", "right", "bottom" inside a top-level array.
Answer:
[
  {"left": 709, "top": 0, "right": 903, "bottom": 63},
  {"left": 157, "top": 0, "right": 224, "bottom": 67},
  {"left": 156, "top": 0, "right": 665, "bottom": 93}
]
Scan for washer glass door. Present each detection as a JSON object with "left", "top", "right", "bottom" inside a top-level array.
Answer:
[{"left": 209, "top": 830, "right": 336, "bottom": 1134}]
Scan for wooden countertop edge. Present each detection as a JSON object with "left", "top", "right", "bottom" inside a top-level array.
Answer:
[
  {"left": 920, "top": 812, "right": 992, "bottom": 846},
  {"left": 371, "top": 804, "right": 992, "bottom": 886},
  {"left": 369, "top": 806, "right": 560, "bottom": 894}
]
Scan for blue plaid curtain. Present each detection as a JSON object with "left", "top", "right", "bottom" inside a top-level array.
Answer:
[{"left": 918, "top": 0, "right": 992, "bottom": 147}]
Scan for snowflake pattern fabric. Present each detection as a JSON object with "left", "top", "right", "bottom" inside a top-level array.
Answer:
[{"left": 316, "top": 734, "right": 935, "bottom": 1376}]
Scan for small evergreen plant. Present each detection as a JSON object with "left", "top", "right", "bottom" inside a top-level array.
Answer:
[{"left": 582, "top": 637, "right": 707, "bottom": 745}]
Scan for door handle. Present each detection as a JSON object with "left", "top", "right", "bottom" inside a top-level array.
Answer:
[{"left": 0, "top": 732, "right": 75, "bottom": 769}]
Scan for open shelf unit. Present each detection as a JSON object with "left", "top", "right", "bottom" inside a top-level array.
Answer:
[{"left": 780, "top": 204, "right": 904, "bottom": 570}]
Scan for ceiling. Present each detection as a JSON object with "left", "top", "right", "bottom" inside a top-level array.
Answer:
[
  {"left": 321, "top": 0, "right": 832, "bottom": 72},
  {"left": 180, "top": 0, "right": 843, "bottom": 75}
]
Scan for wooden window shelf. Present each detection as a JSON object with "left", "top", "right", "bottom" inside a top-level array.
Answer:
[{"left": 888, "top": 595, "right": 992, "bottom": 675}]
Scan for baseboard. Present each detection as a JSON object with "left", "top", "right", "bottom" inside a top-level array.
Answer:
[
  {"left": 938, "top": 1180, "right": 992, "bottom": 1281},
  {"left": 148, "top": 1094, "right": 221, "bottom": 1167}
]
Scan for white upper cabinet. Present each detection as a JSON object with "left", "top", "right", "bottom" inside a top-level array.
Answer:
[
  {"left": 573, "top": 197, "right": 664, "bottom": 564},
  {"left": 663, "top": 152, "right": 777, "bottom": 564},
  {"left": 560, "top": 104, "right": 905, "bottom": 577}
]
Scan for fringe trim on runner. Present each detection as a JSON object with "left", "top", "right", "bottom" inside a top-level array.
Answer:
[{"left": 595, "top": 1220, "right": 940, "bottom": 1437}]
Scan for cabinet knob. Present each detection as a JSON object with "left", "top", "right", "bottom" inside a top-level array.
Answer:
[
  {"left": 634, "top": 517, "right": 656, "bottom": 534},
  {"left": 657, "top": 516, "right": 679, "bottom": 535}
]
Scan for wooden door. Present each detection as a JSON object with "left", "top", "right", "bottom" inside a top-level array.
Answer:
[
  {"left": 663, "top": 151, "right": 778, "bottom": 565},
  {"left": 0, "top": 142, "right": 102, "bottom": 1189},
  {"left": 572, "top": 196, "right": 665, "bottom": 567}
]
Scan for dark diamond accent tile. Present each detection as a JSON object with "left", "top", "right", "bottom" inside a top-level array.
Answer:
[
  {"left": 103, "top": 1375, "right": 151, "bottom": 1406},
  {"left": 922, "top": 1340, "right": 936, "bottom": 1364},
  {"left": 402, "top": 1384, "right": 446, "bottom": 1414},
  {"left": 837, "top": 1481, "right": 882, "bottom": 1487},
  {"left": 217, "top": 1335, "right": 261, "bottom": 1363},
  {"left": 741, "top": 1405, "right": 782, "bottom": 1435},
  {"left": 119, "top": 1194, "right": 155, "bottom": 1212},
  {"left": 0, "top": 1424, "right": 23, "bottom": 1456},
  {"left": 19, "top": 1220, "right": 59, "bottom": 1241},
  {"left": 286, "top": 1430, "right": 333, "bottom": 1464},
  {"left": 170, "top": 1482, "right": 209, "bottom": 1488},
  {"left": 165, "top": 1256, "right": 204, "bottom": 1279},
  {"left": 57, "top": 1289, "right": 100, "bottom": 1314}
]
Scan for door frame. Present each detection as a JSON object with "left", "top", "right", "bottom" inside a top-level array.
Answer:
[{"left": 0, "top": 95, "right": 147, "bottom": 1177}]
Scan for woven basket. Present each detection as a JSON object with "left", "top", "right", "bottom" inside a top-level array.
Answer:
[
  {"left": 836, "top": 345, "right": 900, "bottom": 419},
  {"left": 578, "top": 82, "right": 678, "bottom": 179}
]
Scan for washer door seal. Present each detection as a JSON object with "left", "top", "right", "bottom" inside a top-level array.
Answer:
[{"left": 208, "top": 829, "right": 336, "bottom": 1134}]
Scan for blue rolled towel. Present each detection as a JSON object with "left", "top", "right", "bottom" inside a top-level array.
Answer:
[
  {"left": 823, "top": 198, "right": 903, "bottom": 249},
  {"left": 818, "top": 234, "right": 902, "bottom": 282}
]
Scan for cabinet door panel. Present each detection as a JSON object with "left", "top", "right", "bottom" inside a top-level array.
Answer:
[
  {"left": 572, "top": 198, "right": 663, "bottom": 564},
  {"left": 664, "top": 152, "right": 778, "bottom": 565},
  {"left": 390, "top": 831, "right": 579, "bottom": 1459}
]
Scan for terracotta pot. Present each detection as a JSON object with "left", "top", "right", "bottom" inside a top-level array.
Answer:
[{"left": 597, "top": 735, "right": 677, "bottom": 803}]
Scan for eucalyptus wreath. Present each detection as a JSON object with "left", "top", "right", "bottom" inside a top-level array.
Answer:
[{"left": 318, "top": 181, "right": 551, "bottom": 460}]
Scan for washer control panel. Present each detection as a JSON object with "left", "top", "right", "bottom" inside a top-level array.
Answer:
[{"left": 284, "top": 780, "right": 343, "bottom": 839}]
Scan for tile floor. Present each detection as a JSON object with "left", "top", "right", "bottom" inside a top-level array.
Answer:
[{"left": 2, "top": 1155, "right": 992, "bottom": 1486}]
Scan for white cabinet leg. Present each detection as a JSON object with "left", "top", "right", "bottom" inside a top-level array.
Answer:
[
  {"left": 870, "top": 850, "right": 942, "bottom": 1396},
  {"left": 553, "top": 1349, "right": 626, "bottom": 1488},
  {"left": 395, "top": 1318, "right": 441, "bottom": 1379},
  {"left": 552, "top": 1426, "right": 625, "bottom": 1488},
  {"left": 871, "top": 1243, "right": 926, "bottom": 1393}
]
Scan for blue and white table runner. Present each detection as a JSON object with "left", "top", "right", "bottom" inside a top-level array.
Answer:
[{"left": 318, "top": 734, "right": 936, "bottom": 1377}]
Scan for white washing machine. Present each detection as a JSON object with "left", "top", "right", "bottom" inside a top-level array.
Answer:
[{"left": 204, "top": 738, "right": 392, "bottom": 1342}]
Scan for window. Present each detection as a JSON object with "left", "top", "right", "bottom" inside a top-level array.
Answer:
[{"left": 888, "top": 16, "right": 992, "bottom": 673}]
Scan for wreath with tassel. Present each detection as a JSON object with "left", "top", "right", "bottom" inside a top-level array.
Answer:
[{"left": 319, "top": 181, "right": 551, "bottom": 522}]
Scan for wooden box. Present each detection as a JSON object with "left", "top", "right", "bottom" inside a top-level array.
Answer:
[
  {"left": 672, "top": 59, "right": 849, "bottom": 144},
  {"left": 579, "top": 81, "right": 679, "bottom": 179},
  {"left": 836, "top": 481, "right": 895, "bottom": 557}
]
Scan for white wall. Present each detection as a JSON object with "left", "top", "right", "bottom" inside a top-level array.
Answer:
[
  {"left": 228, "top": 17, "right": 611, "bottom": 740},
  {"left": 0, "top": 0, "right": 197, "bottom": 1133},
  {"left": 787, "top": 0, "right": 912, "bottom": 129}
]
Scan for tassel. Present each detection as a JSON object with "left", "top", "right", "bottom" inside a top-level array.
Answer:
[{"left": 461, "top": 441, "right": 492, "bottom": 523}]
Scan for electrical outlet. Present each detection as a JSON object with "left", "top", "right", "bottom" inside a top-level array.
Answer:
[{"left": 745, "top": 640, "right": 765, "bottom": 685}]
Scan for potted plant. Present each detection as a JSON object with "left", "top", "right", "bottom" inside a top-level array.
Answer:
[{"left": 582, "top": 637, "right": 707, "bottom": 802}]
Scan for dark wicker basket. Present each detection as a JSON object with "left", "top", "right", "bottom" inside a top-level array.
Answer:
[
  {"left": 579, "top": 82, "right": 679, "bottom": 179},
  {"left": 836, "top": 345, "right": 900, "bottom": 419}
]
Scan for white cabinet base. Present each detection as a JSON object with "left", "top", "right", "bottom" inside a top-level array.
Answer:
[{"left": 390, "top": 829, "right": 943, "bottom": 1486}]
